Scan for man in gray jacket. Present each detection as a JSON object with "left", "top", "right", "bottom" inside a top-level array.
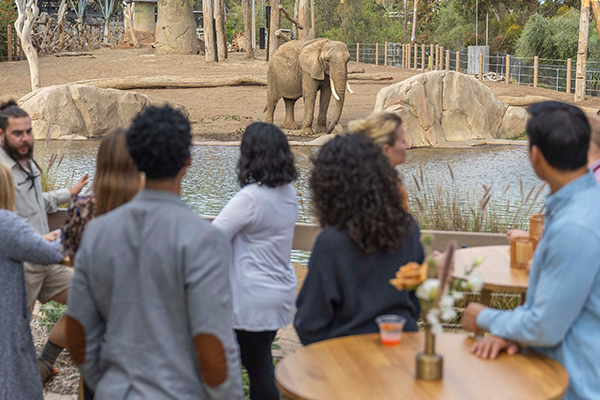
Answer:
[
  {"left": 0, "top": 100, "right": 89, "bottom": 383},
  {"left": 65, "top": 105, "right": 243, "bottom": 399}
]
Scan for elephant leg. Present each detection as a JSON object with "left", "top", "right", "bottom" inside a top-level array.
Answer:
[
  {"left": 283, "top": 98, "right": 299, "bottom": 130},
  {"left": 265, "top": 87, "right": 279, "bottom": 124},
  {"left": 301, "top": 86, "right": 318, "bottom": 135},
  {"left": 316, "top": 86, "right": 331, "bottom": 133}
]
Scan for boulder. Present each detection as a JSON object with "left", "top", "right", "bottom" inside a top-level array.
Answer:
[
  {"left": 118, "top": 29, "right": 156, "bottom": 48},
  {"left": 19, "top": 84, "right": 188, "bottom": 139},
  {"left": 374, "top": 71, "right": 528, "bottom": 147}
]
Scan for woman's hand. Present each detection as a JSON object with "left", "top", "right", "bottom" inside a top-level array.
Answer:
[{"left": 42, "top": 230, "right": 61, "bottom": 242}]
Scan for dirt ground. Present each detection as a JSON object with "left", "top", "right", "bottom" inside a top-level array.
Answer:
[{"left": 3, "top": 47, "right": 600, "bottom": 142}]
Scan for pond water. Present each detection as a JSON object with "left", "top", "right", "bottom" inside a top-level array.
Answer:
[{"left": 35, "top": 141, "right": 546, "bottom": 262}]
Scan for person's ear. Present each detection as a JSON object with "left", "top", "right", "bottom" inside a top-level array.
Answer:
[
  {"left": 382, "top": 143, "right": 391, "bottom": 157},
  {"left": 530, "top": 145, "right": 547, "bottom": 179}
]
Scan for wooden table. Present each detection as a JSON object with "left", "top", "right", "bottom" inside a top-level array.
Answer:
[
  {"left": 275, "top": 333, "right": 568, "bottom": 400},
  {"left": 453, "top": 245, "right": 529, "bottom": 306}
]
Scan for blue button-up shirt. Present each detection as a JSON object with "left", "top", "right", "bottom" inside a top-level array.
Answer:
[{"left": 477, "top": 172, "right": 600, "bottom": 400}]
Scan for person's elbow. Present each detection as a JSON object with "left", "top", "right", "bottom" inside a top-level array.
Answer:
[{"left": 520, "top": 316, "right": 566, "bottom": 348}]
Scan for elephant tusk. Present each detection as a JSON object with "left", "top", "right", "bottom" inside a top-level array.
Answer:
[
  {"left": 330, "top": 78, "right": 341, "bottom": 101},
  {"left": 346, "top": 81, "right": 354, "bottom": 94}
]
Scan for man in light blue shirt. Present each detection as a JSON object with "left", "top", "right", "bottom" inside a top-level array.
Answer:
[{"left": 462, "top": 101, "right": 600, "bottom": 400}]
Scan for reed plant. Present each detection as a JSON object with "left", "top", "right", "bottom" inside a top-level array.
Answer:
[
  {"left": 408, "top": 163, "right": 547, "bottom": 233},
  {"left": 39, "top": 129, "right": 73, "bottom": 193}
]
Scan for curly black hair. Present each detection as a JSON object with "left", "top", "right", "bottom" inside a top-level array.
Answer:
[
  {"left": 0, "top": 99, "right": 29, "bottom": 131},
  {"left": 310, "top": 133, "right": 413, "bottom": 254},
  {"left": 126, "top": 105, "right": 192, "bottom": 179},
  {"left": 238, "top": 122, "right": 297, "bottom": 188}
]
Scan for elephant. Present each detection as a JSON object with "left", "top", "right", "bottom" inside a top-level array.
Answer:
[{"left": 265, "top": 38, "right": 353, "bottom": 135}]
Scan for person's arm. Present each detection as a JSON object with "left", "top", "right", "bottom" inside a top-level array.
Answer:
[
  {"left": 43, "top": 174, "right": 89, "bottom": 214},
  {"left": 65, "top": 234, "right": 104, "bottom": 391},
  {"left": 4, "top": 212, "right": 63, "bottom": 265},
  {"left": 212, "top": 190, "right": 254, "bottom": 241},
  {"left": 294, "top": 233, "right": 342, "bottom": 345},
  {"left": 476, "top": 225, "right": 600, "bottom": 347},
  {"left": 60, "top": 195, "right": 96, "bottom": 260},
  {"left": 185, "top": 226, "right": 243, "bottom": 400}
]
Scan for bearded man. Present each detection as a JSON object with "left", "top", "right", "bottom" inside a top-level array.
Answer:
[{"left": 0, "top": 99, "right": 88, "bottom": 385}]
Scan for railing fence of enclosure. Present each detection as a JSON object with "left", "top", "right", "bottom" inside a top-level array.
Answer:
[{"left": 350, "top": 42, "right": 600, "bottom": 97}]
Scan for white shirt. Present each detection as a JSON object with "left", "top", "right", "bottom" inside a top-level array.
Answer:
[{"left": 213, "top": 183, "right": 298, "bottom": 331}]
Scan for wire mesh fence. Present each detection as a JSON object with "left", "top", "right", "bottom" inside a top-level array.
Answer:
[
  {"left": 0, "top": 25, "right": 25, "bottom": 62},
  {"left": 349, "top": 42, "right": 600, "bottom": 97}
]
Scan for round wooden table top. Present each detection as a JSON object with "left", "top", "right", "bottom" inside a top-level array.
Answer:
[
  {"left": 453, "top": 245, "right": 529, "bottom": 293},
  {"left": 275, "top": 333, "right": 568, "bottom": 400}
]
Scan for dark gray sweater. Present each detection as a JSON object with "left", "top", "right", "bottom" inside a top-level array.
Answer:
[{"left": 294, "top": 220, "right": 424, "bottom": 345}]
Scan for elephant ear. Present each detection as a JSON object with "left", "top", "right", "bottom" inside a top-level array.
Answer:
[{"left": 299, "top": 41, "right": 325, "bottom": 80}]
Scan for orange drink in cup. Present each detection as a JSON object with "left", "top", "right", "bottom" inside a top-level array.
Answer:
[{"left": 375, "top": 315, "right": 407, "bottom": 346}]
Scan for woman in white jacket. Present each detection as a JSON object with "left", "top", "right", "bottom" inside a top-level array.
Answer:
[{"left": 213, "top": 122, "right": 298, "bottom": 400}]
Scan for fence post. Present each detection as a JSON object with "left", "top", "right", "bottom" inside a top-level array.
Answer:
[
  {"left": 375, "top": 43, "right": 379, "bottom": 66},
  {"left": 506, "top": 55, "right": 510, "bottom": 84},
  {"left": 445, "top": 50, "right": 450, "bottom": 71},
  {"left": 434, "top": 45, "right": 438, "bottom": 69},
  {"left": 7, "top": 25, "right": 12, "bottom": 62},
  {"left": 421, "top": 44, "right": 425, "bottom": 71},
  {"left": 356, "top": 43, "right": 359, "bottom": 63},
  {"left": 534, "top": 56, "right": 539, "bottom": 88},
  {"left": 441, "top": 47, "right": 446, "bottom": 70},
  {"left": 384, "top": 42, "right": 388, "bottom": 66},
  {"left": 479, "top": 53, "right": 483, "bottom": 80},
  {"left": 566, "top": 58, "right": 572, "bottom": 94},
  {"left": 412, "top": 44, "right": 416, "bottom": 70},
  {"left": 456, "top": 51, "right": 460, "bottom": 72},
  {"left": 429, "top": 44, "right": 433, "bottom": 70}
]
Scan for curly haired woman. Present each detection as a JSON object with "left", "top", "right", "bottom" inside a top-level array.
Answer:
[
  {"left": 294, "top": 133, "right": 424, "bottom": 345},
  {"left": 213, "top": 122, "right": 298, "bottom": 400},
  {"left": 348, "top": 111, "right": 411, "bottom": 211}
]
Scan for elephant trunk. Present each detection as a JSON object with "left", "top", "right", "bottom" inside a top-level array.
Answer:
[{"left": 327, "top": 70, "right": 347, "bottom": 134}]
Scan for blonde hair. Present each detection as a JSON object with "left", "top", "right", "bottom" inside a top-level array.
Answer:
[
  {"left": 92, "top": 128, "right": 143, "bottom": 217},
  {"left": 348, "top": 112, "right": 403, "bottom": 147},
  {"left": 0, "top": 162, "right": 16, "bottom": 211}
]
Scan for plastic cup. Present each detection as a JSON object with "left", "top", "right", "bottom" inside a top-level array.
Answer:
[{"left": 375, "top": 315, "right": 407, "bottom": 346}]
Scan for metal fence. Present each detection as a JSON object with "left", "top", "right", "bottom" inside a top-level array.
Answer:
[
  {"left": 349, "top": 43, "right": 600, "bottom": 97},
  {"left": 0, "top": 25, "right": 25, "bottom": 62}
]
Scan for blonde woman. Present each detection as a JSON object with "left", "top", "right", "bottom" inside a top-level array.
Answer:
[
  {"left": 61, "top": 127, "right": 144, "bottom": 262},
  {"left": 0, "top": 162, "right": 64, "bottom": 400},
  {"left": 348, "top": 112, "right": 410, "bottom": 211}
]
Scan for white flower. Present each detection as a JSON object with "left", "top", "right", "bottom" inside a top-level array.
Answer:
[
  {"left": 439, "top": 294, "right": 454, "bottom": 309},
  {"left": 467, "top": 274, "right": 484, "bottom": 293},
  {"left": 441, "top": 307, "right": 457, "bottom": 321},
  {"left": 452, "top": 291, "right": 464, "bottom": 300},
  {"left": 416, "top": 279, "right": 440, "bottom": 301},
  {"left": 426, "top": 309, "right": 443, "bottom": 333}
]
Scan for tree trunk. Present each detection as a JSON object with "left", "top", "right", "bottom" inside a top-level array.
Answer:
[
  {"left": 214, "top": 0, "right": 227, "bottom": 60},
  {"left": 411, "top": 0, "right": 418, "bottom": 42},
  {"left": 203, "top": 0, "right": 216, "bottom": 61},
  {"left": 15, "top": 0, "right": 41, "bottom": 90},
  {"left": 402, "top": 0, "right": 408, "bottom": 42},
  {"left": 221, "top": 0, "right": 228, "bottom": 58},
  {"left": 123, "top": 2, "right": 140, "bottom": 48},
  {"left": 155, "top": 0, "right": 197, "bottom": 55},
  {"left": 591, "top": 0, "right": 600, "bottom": 43},
  {"left": 242, "top": 0, "right": 253, "bottom": 57},
  {"left": 269, "top": 0, "right": 281, "bottom": 56},
  {"left": 575, "top": 0, "right": 590, "bottom": 101},
  {"left": 292, "top": 0, "right": 299, "bottom": 39},
  {"left": 298, "top": 0, "right": 309, "bottom": 40},
  {"left": 74, "top": 75, "right": 267, "bottom": 89}
]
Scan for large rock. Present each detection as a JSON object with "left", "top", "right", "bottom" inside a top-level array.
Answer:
[
  {"left": 19, "top": 84, "right": 188, "bottom": 139},
  {"left": 374, "top": 71, "right": 529, "bottom": 147}
]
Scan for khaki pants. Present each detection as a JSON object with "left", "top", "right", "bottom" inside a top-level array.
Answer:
[{"left": 24, "top": 262, "right": 73, "bottom": 315}]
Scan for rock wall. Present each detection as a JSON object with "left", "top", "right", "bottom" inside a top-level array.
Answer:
[
  {"left": 19, "top": 84, "right": 188, "bottom": 140},
  {"left": 374, "top": 71, "right": 528, "bottom": 147}
]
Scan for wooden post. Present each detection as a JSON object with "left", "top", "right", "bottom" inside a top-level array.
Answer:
[
  {"left": 435, "top": 45, "right": 439, "bottom": 69},
  {"left": 413, "top": 44, "right": 417, "bottom": 70},
  {"left": 422, "top": 44, "right": 425, "bottom": 71},
  {"left": 446, "top": 50, "right": 450, "bottom": 71},
  {"left": 311, "top": 0, "right": 315, "bottom": 37},
  {"left": 533, "top": 56, "right": 539, "bottom": 88},
  {"left": 479, "top": 53, "right": 483, "bottom": 80},
  {"left": 567, "top": 58, "right": 573, "bottom": 94},
  {"left": 429, "top": 44, "right": 434, "bottom": 70},
  {"left": 403, "top": 44, "right": 406, "bottom": 68},
  {"left": 214, "top": 0, "right": 227, "bottom": 60},
  {"left": 252, "top": 0, "right": 256, "bottom": 50},
  {"left": 203, "top": 0, "right": 216, "bottom": 62},
  {"left": 7, "top": 25, "right": 12, "bottom": 61},
  {"left": 242, "top": 0, "right": 253, "bottom": 58},
  {"left": 375, "top": 42, "right": 379, "bottom": 65},
  {"left": 384, "top": 41, "right": 388, "bottom": 66},
  {"left": 575, "top": 0, "right": 590, "bottom": 101},
  {"left": 356, "top": 42, "right": 359, "bottom": 63},
  {"left": 440, "top": 46, "right": 444, "bottom": 70},
  {"left": 456, "top": 51, "right": 460, "bottom": 72},
  {"left": 506, "top": 55, "right": 510, "bottom": 84}
]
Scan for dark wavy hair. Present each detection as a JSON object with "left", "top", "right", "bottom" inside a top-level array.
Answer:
[
  {"left": 0, "top": 99, "right": 29, "bottom": 131},
  {"left": 126, "top": 105, "right": 192, "bottom": 179},
  {"left": 238, "top": 122, "right": 297, "bottom": 188},
  {"left": 310, "top": 133, "right": 413, "bottom": 254}
]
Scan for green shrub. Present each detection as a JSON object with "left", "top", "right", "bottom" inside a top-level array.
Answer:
[{"left": 39, "top": 301, "right": 67, "bottom": 333}]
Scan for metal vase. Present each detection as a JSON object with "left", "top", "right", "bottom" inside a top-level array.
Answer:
[{"left": 416, "top": 324, "right": 443, "bottom": 380}]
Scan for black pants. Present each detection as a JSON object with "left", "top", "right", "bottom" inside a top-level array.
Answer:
[{"left": 235, "top": 329, "right": 279, "bottom": 400}]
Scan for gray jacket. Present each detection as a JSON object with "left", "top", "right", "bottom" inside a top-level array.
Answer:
[
  {"left": 0, "top": 210, "right": 63, "bottom": 400},
  {"left": 66, "top": 190, "right": 244, "bottom": 400},
  {"left": 0, "top": 146, "right": 70, "bottom": 235}
]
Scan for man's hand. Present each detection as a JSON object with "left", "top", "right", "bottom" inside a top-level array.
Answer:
[
  {"left": 471, "top": 335, "right": 519, "bottom": 359},
  {"left": 507, "top": 229, "right": 528, "bottom": 240},
  {"left": 42, "top": 230, "right": 60, "bottom": 242},
  {"left": 69, "top": 174, "right": 89, "bottom": 197},
  {"left": 462, "top": 302, "right": 488, "bottom": 332}
]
